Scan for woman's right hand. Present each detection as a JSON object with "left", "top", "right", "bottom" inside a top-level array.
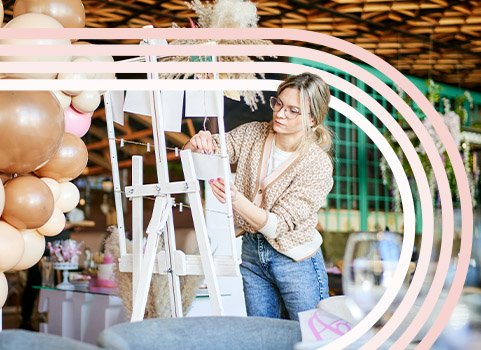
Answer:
[{"left": 186, "top": 130, "right": 218, "bottom": 154}]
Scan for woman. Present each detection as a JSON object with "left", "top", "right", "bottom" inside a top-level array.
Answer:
[{"left": 184, "top": 72, "right": 334, "bottom": 320}]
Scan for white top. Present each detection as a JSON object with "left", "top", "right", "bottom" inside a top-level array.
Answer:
[
  {"left": 267, "top": 142, "right": 293, "bottom": 176},
  {"left": 259, "top": 142, "right": 293, "bottom": 238}
]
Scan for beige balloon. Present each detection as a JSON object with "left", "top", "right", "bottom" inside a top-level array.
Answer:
[
  {"left": 73, "top": 57, "right": 95, "bottom": 79},
  {"left": 73, "top": 42, "right": 116, "bottom": 79},
  {"left": 57, "top": 181, "right": 80, "bottom": 213},
  {"left": 58, "top": 72, "right": 89, "bottom": 97},
  {"left": 12, "top": 229, "right": 45, "bottom": 270},
  {"left": 72, "top": 90, "right": 101, "bottom": 113},
  {"left": 0, "top": 1, "right": 4, "bottom": 25},
  {"left": 59, "top": 57, "right": 96, "bottom": 96},
  {"left": 41, "top": 177, "right": 61, "bottom": 202},
  {"left": 52, "top": 90, "right": 71, "bottom": 110},
  {"left": 0, "top": 221, "right": 25, "bottom": 272},
  {"left": 0, "top": 179, "right": 4, "bottom": 218},
  {"left": 0, "top": 272, "right": 7, "bottom": 308},
  {"left": 34, "top": 132, "right": 88, "bottom": 182},
  {"left": 0, "top": 13, "right": 71, "bottom": 79},
  {"left": 38, "top": 207, "right": 65, "bottom": 237},
  {"left": 13, "top": 0, "right": 85, "bottom": 29}
]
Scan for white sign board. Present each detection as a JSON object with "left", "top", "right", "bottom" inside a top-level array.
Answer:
[{"left": 123, "top": 90, "right": 184, "bottom": 132}]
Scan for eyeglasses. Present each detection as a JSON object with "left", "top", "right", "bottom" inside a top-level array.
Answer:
[{"left": 269, "top": 96, "right": 302, "bottom": 120}]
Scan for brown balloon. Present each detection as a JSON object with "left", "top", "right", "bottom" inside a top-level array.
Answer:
[
  {"left": 13, "top": 0, "right": 86, "bottom": 28},
  {"left": 0, "top": 91, "right": 64, "bottom": 174},
  {"left": 2, "top": 175, "right": 54, "bottom": 230},
  {"left": 35, "top": 133, "right": 88, "bottom": 182}
]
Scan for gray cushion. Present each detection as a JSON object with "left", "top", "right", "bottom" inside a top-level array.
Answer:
[
  {"left": 98, "top": 316, "right": 301, "bottom": 350},
  {"left": 0, "top": 330, "right": 100, "bottom": 350}
]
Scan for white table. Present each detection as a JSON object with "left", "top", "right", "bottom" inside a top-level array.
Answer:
[
  {"left": 37, "top": 287, "right": 126, "bottom": 344},
  {"left": 37, "top": 276, "right": 246, "bottom": 344}
]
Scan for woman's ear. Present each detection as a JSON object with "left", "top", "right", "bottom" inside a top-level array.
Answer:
[{"left": 309, "top": 117, "right": 315, "bottom": 127}]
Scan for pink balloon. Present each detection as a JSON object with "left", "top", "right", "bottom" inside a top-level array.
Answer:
[{"left": 64, "top": 105, "right": 92, "bottom": 137}]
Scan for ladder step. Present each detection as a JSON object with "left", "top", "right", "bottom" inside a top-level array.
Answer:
[{"left": 119, "top": 252, "right": 240, "bottom": 277}]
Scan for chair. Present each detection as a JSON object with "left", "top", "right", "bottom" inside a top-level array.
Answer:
[
  {"left": 98, "top": 316, "right": 301, "bottom": 350},
  {"left": 0, "top": 330, "right": 100, "bottom": 350}
]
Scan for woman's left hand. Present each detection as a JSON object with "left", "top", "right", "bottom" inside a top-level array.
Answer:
[{"left": 209, "top": 178, "right": 240, "bottom": 204}]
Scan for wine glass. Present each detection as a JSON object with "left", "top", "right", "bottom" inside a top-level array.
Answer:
[{"left": 342, "top": 231, "right": 403, "bottom": 323}]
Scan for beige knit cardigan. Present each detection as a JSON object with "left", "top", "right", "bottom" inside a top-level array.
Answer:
[{"left": 213, "top": 121, "right": 334, "bottom": 261}]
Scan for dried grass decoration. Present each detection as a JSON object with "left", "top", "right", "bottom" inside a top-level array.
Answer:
[{"left": 161, "top": 0, "right": 275, "bottom": 111}]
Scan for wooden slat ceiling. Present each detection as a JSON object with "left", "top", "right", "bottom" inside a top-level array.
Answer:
[
  {"left": 3, "top": 0, "right": 481, "bottom": 175},
  {"left": 4, "top": 0, "right": 481, "bottom": 90}
]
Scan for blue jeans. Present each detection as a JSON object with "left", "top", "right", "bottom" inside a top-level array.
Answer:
[{"left": 240, "top": 233, "right": 329, "bottom": 321}]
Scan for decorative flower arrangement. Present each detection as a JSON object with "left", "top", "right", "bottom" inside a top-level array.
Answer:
[
  {"left": 160, "top": 0, "right": 274, "bottom": 111},
  {"left": 380, "top": 79, "right": 476, "bottom": 211},
  {"left": 47, "top": 239, "right": 84, "bottom": 266}
]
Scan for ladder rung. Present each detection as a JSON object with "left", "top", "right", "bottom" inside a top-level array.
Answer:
[{"left": 119, "top": 252, "right": 240, "bottom": 277}]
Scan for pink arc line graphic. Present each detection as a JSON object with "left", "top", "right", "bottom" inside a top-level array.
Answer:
[
  {"left": 0, "top": 41, "right": 442, "bottom": 348},
  {"left": 0, "top": 39, "right": 449, "bottom": 348},
  {"left": 0, "top": 28, "right": 472, "bottom": 349}
]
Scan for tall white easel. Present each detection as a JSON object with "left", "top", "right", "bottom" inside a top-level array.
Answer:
[{"left": 103, "top": 39, "right": 240, "bottom": 321}]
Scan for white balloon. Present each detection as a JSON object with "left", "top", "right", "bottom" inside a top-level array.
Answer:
[
  {"left": 12, "top": 230, "right": 45, "bottom": 270},
  {"left": 0, "top": 221, "right": 25, "bottom": 271},
  {"left": 0, "top": 13, "right": 71, "bottom": 79},
  {"left": 37, "top": 207, "right": 65, "bottom": 237},
  {"left": 72, "top": 57, "right": 95, "bottom": 79},
  {"left": 72, "top": 90, "right": 101, "bottom": 113},
  {"left": 41, "top": 177, "right": 61, "bottom": 202},
  {"left": 56, "top": 182, "right": 80, "bottom": 213},
  {"left": 0, "top": 272, "right": 7, "bottom": 308},
  {"left": 0, "top": 179, "right": 4, "bottom": 217},
  {"left": 72, "top": 42, "right": 116, "bottom": 79},
  {"left": 59, "top": 58, "right": 95, "bottom": 96},
  {"left": 52, "top": 90, "right": 71, "bottom": 110},
  {"left": 58, "top": 71, "right": 89, "bottom": 96}
]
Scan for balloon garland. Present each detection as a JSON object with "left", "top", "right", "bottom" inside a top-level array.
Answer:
[{"left": 0, "top": 0, "right": 115, "bottom": 308}]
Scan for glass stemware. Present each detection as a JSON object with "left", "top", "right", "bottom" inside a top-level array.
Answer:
[{"left": 342, "top": 231, "right": 403, "bottom": 323}]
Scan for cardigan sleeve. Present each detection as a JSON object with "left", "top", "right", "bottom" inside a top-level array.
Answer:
[
  {"left": 269, "top": 152, "right": 334, "bottom": 239},
  {"left": 211, "top": 122, "right": 255, "bottom": 164}
]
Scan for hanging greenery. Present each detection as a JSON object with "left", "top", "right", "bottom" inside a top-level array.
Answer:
[{"left": 380, "top": 79, "right": 476, "bottom": 211}]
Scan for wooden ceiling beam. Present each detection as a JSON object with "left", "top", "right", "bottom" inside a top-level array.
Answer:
[
  {"left": 430, "top": 1, "right": 449, "bottom": 6},
  {"left": 88, "top": 152, "right": 112, "bottom": 171},
  {"left": 125, "top": 112, "right": 191, "bottom": 146},
  {"left": 439, "top": 17, "right": 466, "bottom": 25},
  {"left": 453, "top": 4, "right": 473, "bottom": 15},
  {"left": 85, "top": 151, "right": 179, "bottom": 176},
  {"left": 88, "top": 125, "right": 108, "bottom": 141},
  {"left": 361, "top": 10, "right": 384, "bottom": 20},
  {"left": 396, "top": 9, "right": 417, "bottom": 17},
  {"left": 289, "top": 0, "right": 481, "bottom": 63},
  {"left": 108, "top": 1, "right": 189, "bottom": 28},
  {"left": 4, "top": 1, "right": 481, "bottom": 90},
  {"left": 466, "top": 16, "right": 481, "bottom": 24}
]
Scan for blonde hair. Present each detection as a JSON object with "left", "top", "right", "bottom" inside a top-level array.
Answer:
[{"left": 276, "top": 72, "right": 333, "bottom": 154}]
